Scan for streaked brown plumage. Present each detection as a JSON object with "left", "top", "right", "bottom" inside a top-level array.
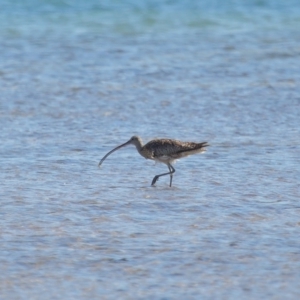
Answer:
[{"left": 98, "top": 136, "right": 209, "bottom": 187}]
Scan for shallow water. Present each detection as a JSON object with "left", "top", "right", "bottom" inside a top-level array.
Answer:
[{"left": 1, "top": 0, "right": 300, "bottom": 299}]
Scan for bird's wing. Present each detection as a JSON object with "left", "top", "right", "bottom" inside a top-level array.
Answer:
[{"left": 144, "top": 139, "right": 189, "bottom": 158}]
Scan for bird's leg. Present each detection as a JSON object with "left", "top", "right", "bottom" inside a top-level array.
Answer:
[
  {"left": 151, "top": 163, "right": 175, "bottom": 187},
  {"left": 168, "top": 164, "right": 175, "bottom": 187}
]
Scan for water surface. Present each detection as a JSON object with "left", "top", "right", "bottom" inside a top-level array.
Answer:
[{"left": 1, "top": 0, "right": 300, "bottom": 299}]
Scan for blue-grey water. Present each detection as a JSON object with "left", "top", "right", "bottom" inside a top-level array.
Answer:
[{"left": 1, "top": 0, "right": 300, "bottom": 299}]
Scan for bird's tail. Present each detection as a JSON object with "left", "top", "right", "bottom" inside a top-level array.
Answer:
[
  {"left": 199, "top": 142, "right": 209, "bottom": 148},
  {"left": 176, "top": 141, "right": 209, "bottom": 157},
  {"left": 195, "top": 142, "right": 209, "bottom": 153}
]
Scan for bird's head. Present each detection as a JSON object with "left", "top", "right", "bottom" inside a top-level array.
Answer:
[
  {"left": 128, "top": 135, "right": 142, "bottom": 146},
  {"left": 98, "top": 135, "right": 143, "bottom": 167}
]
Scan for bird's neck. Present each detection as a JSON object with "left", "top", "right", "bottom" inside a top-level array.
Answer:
[{"left": 133, "top": 139, "right": 143, "bottom": 152}]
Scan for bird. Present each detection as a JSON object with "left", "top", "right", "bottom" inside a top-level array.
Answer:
[{"left": 98, "top": 136, "right": 209, "bottom": 187}]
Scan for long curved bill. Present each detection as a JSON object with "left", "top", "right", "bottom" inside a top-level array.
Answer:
[{"left": 98, "top": 139, "right": 132, "bottom": 167}]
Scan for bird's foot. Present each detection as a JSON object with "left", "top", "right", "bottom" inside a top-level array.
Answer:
[{"left": 151, "top": 176, "right": 159, "bottom": 186}]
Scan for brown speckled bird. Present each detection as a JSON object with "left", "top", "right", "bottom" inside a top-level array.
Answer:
[{"left": 98, "top": 136, "right": 209, "bottom": 187}]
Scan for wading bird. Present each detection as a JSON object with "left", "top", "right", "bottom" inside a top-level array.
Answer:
[{"left": 98, "top": 136, "right": 209, "bottom": 187}]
